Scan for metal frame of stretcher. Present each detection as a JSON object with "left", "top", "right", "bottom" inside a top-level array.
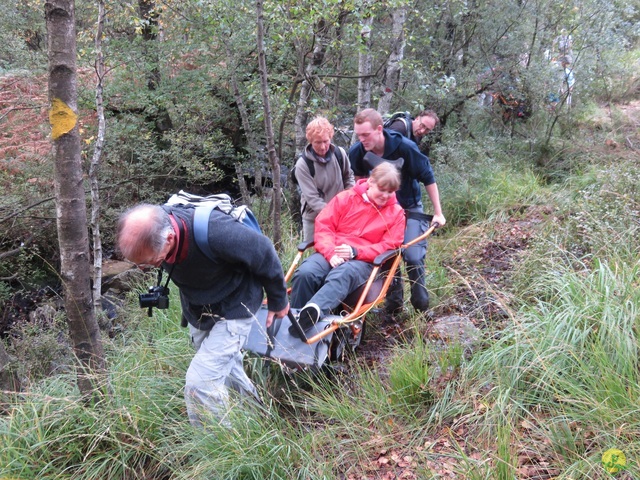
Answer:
[{"left": 245, "top": 219, "right": 438, "bottom": 370}]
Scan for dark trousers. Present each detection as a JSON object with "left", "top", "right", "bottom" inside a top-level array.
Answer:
[
  {"left": 290, "top": 253, "right": 374, "bottom": 313},
  {"left": 386, "top": 208, "right": 430, "bottom": 312}
]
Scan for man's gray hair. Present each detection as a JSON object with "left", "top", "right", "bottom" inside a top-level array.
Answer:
[{"left": 117, "top": 204, "right": 172, "bottom": 260}]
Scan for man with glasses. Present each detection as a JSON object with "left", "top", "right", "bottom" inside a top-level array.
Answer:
[
  {"left": 386, "top": 109, "right": 439, "bottom": 146},
  {"left": 349, "top": 109, "right": 446, "bottom": 321}
]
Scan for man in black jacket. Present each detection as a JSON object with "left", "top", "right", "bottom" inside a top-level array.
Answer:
[
  {"left": 349, "top": 108, "right": 446, "bottom": 316},
  {"left": 117, "top": 203, "right": 289, "bottom": 427}
]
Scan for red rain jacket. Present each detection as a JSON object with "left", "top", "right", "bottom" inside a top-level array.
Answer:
[{"left": 314, "top": 179, "right": 405, "bottom": 263}]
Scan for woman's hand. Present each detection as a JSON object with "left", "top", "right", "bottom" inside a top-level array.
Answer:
[{"left": 329, "top": 254, "right": 345, "bottom": 268}]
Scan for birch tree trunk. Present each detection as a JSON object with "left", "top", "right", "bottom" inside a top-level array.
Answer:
[
  {"left": 256, "top": 0, "right": 282, "bottom": 246},
  {"left": 377, "top": 5, "right": 407, "bottom": 115},
  {"left": 45, "top": 0, "right": 105, "bottom": 397},
  {"left": 356, "top": 16, "right": 373, "bottom": 110},
  {"left": 90, "top": 0, "right": 106, "bottom": 316},
  {"left": 352, "top": 14, "right": 373, "bottom": 144}
]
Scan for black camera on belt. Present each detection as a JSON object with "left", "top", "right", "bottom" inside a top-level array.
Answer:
[{"left": 139, "top": 285, "right": 170, "bottom": 316}]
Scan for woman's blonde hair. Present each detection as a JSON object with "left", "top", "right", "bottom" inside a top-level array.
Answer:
[
  {"left": 369, "top": 162, "right": 401, "bottom": 191},
  {"left": 305, "top": 116, "right": 335, "bottom": 143}
]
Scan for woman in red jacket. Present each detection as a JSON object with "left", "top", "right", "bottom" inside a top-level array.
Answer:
[{"left": 290, "top": 162, "right": 406, "bottom": 332}]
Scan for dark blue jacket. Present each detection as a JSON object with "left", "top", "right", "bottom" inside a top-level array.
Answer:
[{"left": 349, "top": 129, "right": 436, "bottom": 210}]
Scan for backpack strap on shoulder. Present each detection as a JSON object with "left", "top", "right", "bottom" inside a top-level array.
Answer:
[
  {"left": 334, "top": 146, "right": 345, "bottom": 172},
  {"left": 303, "top": 156, "right": 315, "bottom": 178},
  {"left": 403, "top": 116, "right": 411, "bottom": 136},
  {"left": 301, "top": 155, "right": 324, "bottom": 197},
  {"left": 192, "top": 203, "right": 217, "bottom": 262}
]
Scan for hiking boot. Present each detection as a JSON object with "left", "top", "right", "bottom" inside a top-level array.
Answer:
[
  {"left": 385, "top": 305, "right": 406, "bottom": 316},
  {"left": 381, "top": 307, "right": 408, "bottom": 327},
  {"left": 385, "top": 275, "right": 404, "bottom": 314}
]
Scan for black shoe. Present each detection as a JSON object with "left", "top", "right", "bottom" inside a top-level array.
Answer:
[
  {"left": 385, "top": 276, "right": 404, "bottom": 314},
  {"left": 288, "top": 303, "right": 321, "bottom": 339},
  {"left": 298, "top": 303, "right": 321, "bottom": 330},
  {"left": 381, "top": 307, "right": 407, "bottom": 327}
]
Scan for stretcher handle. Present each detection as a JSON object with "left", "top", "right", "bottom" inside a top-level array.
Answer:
[
  {"left": 402, "top": 221, "right": 439, "bottom": 249},
  {"left": 284, "top": 240, "right": 315, "bottom": 283},
  {"left": 373, "top": 249, "right": 399, "bottom": 265},
  {"left": 304, "top": 322, "right": 339, "bottom": 345}
]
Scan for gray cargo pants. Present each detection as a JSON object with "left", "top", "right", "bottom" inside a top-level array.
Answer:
[{"left": 185, "top": 318, "right": 260, "bottom": 427}]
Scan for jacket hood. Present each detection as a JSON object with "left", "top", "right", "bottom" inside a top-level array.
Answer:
[
  {"left": 303, "top": 143, "right": 336, "bottom": 164},
  {"left": 353, "top": 178, "right": 398, "bottom": 208},
  {"left": 383, "top": 129, "right": 405, "bottom": 156}
]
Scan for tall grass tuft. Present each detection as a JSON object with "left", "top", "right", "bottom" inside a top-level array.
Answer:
[
  {"left": 0, "top": 295, "right": 321, "bottom": 479},
  {"left": 434, "top": 137, "right": 548, "bottom": 227},
  {"left": 387, "top": 338, "right": 434, "bottom": 410},
  {"left": 458, "top": 249, "right": 640, "bottom": 477}
]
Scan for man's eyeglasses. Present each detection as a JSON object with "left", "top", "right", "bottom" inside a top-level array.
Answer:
[{"left": 416, "top": 119, "right": 434, "bottom": 135}]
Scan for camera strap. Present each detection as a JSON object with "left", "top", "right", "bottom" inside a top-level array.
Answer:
[{"left": 157, "top": 264, "right": 175, "bottom": 291}]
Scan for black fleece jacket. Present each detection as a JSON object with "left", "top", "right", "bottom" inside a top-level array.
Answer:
[{"left": 161, "top": 204, "right": 288, "bottom": 330}]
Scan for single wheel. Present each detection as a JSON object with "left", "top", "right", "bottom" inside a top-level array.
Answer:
[
  {"left": 329, "top": 318, "right": 366, "bottom": 362},
  {"left": 329, "top": 328, "right": 346, "bottom": 362}
]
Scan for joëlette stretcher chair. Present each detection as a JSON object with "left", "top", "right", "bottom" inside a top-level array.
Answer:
[{"left": 244, "top": 216, "right": 438, "bottom": 370}]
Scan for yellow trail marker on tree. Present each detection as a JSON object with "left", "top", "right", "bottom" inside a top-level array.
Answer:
[{"left": 49, "top": 98, "right": 77, "bottom": 139}]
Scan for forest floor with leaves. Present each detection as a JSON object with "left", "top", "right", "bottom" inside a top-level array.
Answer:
[{"left": 341, "top": 205, "right": 554, "bottom": 480}]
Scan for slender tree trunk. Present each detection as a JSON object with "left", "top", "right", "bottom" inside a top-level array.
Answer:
[
  {"left": 290, "top": 18, "right": 331, "bottom": 237},
  {"left": 294, "top": 18, "right": 331, "bottom": 155},
  {"left": 90, "top": 0, "right": 106, "bottom": 316},
  {"left": 233, "top": 162, "right": 252, "bottom": 205},
  {"left": 332, "top": 9, "right": 349, "bottom": 108},
  {"left": 45, "top": 0, "right": 105, "bottom": 397},
  {"left": 138, "top": 0, "right": 160, "bottom": 90},
  {"left": 461, "top": 0, "right": 478, "bottom": 68},
  {"left": 224, "top": 42, "right": 259, "bottom": 204},
  {"left": 352, "top": 13, "right": 373, "bottom": 144},
  {"left": 377, "top": 5, "right": 407, "bottom": 115},
  {"left": 356, "top": 15, "right": 373, "bottom": 110},
  {"left": 138, "top": 0, "right": 172, "bottom": 136},
  {"left": 256, "top": 0, "right": 282, "bottom": 246}
]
